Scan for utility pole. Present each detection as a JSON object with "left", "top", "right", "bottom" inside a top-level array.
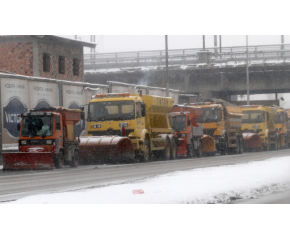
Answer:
[
  {"left": 246, "top": 35, "right": 250, "bottom": 105},
  {"left": 219, "top": 35, "right": 222, "bottom": 59},
  {"left": 165, "top": 35, "right": 169, "bottom": 97},
  {"left": 214, "top": 35, "right": 218, "bottom": 57},
  {"left": 203, "top": 35, "right": 205, "bottom": 50},
  {"left": 281, "top": 35, "right": 284, "bottom": 57}
]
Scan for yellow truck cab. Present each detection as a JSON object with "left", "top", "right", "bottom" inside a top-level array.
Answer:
[
  {"left": 192, "top": 100, "right": 243, "bottom": 155},
  {"left": 241, "top": 105, "right": 279, "bottom": 150},
  {"left": 84, "top": 92, "right": 177, "bottom": 162}
]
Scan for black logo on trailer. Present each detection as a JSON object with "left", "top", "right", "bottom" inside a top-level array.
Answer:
[
  {"left": 34, "top": 100, "right": 51, "bottom": 110},
  {"left": 3, "top": 98, "right": 27, "bottom": 138},
  {"left": 69, "top": 103, "right": 85, "bottom": 137}
]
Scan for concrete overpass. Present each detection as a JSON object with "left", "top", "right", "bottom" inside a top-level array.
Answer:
[{"left": 85, "top": 60, "right": 290, "bottom": 101}]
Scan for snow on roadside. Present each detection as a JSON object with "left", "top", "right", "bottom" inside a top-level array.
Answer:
[{"left": 8, "top": 156, "right": 290, "bottom": 204}]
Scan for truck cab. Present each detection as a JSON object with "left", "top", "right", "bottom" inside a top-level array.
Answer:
[
  {"left": 241, "top": 105, "right": 278, "bottom": 150},
  {"left": 169, "top": 105, "right": 203, "bottom": 158}
]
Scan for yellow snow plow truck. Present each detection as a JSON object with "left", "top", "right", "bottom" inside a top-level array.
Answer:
[
  {"left": 241, "top": 105, "right": 279, "bottom": 151},
  {"left": 78, "top": 92, "right": 177, "bottom": 163},
  {"left": 192, "top": 99, "right": 244, "bottom": 155}
]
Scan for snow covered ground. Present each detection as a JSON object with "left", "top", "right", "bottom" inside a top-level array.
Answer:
[{"left": 8, "top": 156, "right": 290, "bottom": 204}]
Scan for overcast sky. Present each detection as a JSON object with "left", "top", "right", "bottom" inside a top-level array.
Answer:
[{"left": 60, "top": 35, "right": 289, "bottom": 53}]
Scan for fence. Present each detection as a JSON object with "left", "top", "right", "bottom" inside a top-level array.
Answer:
[{"left": 84, "top": 44, "right": 290, "bottom": 70}]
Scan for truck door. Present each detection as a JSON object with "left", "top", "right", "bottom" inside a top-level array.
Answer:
[
  {"left": 55, "top": 115, "right": 63, "bottom": 151},
  {"left": 136, "top": 102, "right": 145, "bottom": 130}
]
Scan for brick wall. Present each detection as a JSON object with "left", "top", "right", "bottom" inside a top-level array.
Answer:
[
  {"left": 0, "top": 42, "right": 33, "bottom": 76},
  {"left": 39, "top": 42, "right": 83, "bottom": 81}
]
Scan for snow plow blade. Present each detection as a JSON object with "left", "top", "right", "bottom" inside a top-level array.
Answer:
[
  {"left": 201, "top": 135, "right": 216, "bottom": 155},
  {"left": 79, "top": 136, "right": 135, "bottom": 164},
  {"left": 242, "top": 133, "right": 262, "bottom": 149},
  {"left": 2, "top": 152, "right": 54, "bottom": 170}
]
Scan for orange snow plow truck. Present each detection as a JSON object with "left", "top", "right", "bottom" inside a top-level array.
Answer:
[
  {"left": 2, "top": 107, "right": 83, "bottom": 170},
  {"left": 168, "top": 105, "right": 206, "bottom": 158}
]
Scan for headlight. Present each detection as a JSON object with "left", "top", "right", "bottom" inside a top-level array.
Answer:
[
  {"left": 21, "top": 140, "right": 27, "bottom": 145},
  {"left": 46, "top": 140, "right": 52, "bottom": 144}
]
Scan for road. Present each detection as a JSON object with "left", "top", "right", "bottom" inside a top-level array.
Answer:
[{"left": 1, "top": 149, "right": 290, "bottom": 203}]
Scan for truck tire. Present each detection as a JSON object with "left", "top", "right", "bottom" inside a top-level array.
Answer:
[
  {"left": 141, "top": 138, "right": 151, "bottom": 162},
  {"left": 187, "top": 143, "right": 194, "bottom": 158},
  {"left": 195, "top": 140, "right": 203, "bottom": 158},
  {"left": 55, "top": 151, "right": 64, "bottom": 169},
  {"left": 239, "top": 138, "right": 244, "bottom": 154},
  {"left": 162, "top": 139, "right": 171, "bottom": 160},
  {"left": 220, "top": 139, "right": 227, "bottom": 155},
  {"left": 70, "top": 151, "right": 79, "bottom": 168},
  {"left": 170, "top": 139, "right": 177, "bottom": 160},
  {"left": 233, "top": 138, "right": 240, "bottom": 154}
]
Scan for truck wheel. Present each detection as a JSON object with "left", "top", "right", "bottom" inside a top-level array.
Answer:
[
  {"left": 284, "top": 138, "right": 289, "bottom": 149},
  {"left": 162, "top": 139, "right": 171, "bottom": 160},
  {"left": 70, "top": 151, "right": 79, "bottom": 168},
  {"left": 239, "top": 138, "right": 244, "bottom": 154},
  {"left": 141, "top": 138, "right": 151, "bottom": 162},
  {"left": 233, "top": 138, "right": 240, "bottom": 154},
  {"left": 55, "top": 151, "right": 64, "bottom": 169},
  {"left": 263, "top": 144, "right": 270, "bottom": 151},
  {"left": 170, "top": 140, "right": 177, "bottom": 160},
  {"left": 187, "top": 144, "right": 194, "bottom": 158},
  {"left": 195, "top": 140, "right": 203, "bottom": 158},
  {"left": 220, "top": 139, "right": 227, "bottom": 155}
]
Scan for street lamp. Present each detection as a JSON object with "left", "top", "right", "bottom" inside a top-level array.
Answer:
[
  {"left": 246, "top": 35, "right": 250, "bottom": 105},
  {"left": 165, "top": 35, "right": 169, "bottom": 97}
]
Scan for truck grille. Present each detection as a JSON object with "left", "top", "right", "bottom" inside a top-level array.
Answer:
[{"left": 88, "top": 129, "right": 134, "bottom": 137}]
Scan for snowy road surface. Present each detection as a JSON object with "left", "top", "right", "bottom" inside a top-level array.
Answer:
[{"left": 1, "top": 149, "right": 290, "bottom": 203}]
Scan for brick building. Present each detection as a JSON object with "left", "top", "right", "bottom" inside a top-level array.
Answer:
[{"left": 0, "top": 35, "right": 95, "bottom": 82}]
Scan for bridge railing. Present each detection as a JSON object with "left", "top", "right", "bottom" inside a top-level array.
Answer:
[{"left": 84, "top": 44, "right": 290, "bottom": 70}]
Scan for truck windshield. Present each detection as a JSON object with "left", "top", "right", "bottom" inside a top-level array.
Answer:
[
  {"left": 172, "top": 115, "right": 186, "bottom": 132},
  {"left": 242, "top": 110, "right": 263, "bottom": 123},
  {"left": 274, "top": 112, "right": 285, "bottom": 124},
  {"left": 88, "top": 100, "right": 135, "bottom": 121},
  {"left": 197, "top": 108, "right": 218, "bottom": 123},
  {"left": 21, "top": 116, "right": 53, "bottom": 137}
]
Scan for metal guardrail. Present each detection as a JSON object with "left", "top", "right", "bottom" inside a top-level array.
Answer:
[{"left": 84, "top": 44, "right": 290, "bottom": 71}]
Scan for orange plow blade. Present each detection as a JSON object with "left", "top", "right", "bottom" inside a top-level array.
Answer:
[
  {"left": 242, "top": 133, "right": 262, "bottom": 149},
  {"left": 2, "top": 152, "right": 54, "bottom": 170},
  {"left": 201, "top": 135, "right": 216, "bottom": 154},
  {"left": 79, "top": 136, "right": 135, "bottom": 164}
]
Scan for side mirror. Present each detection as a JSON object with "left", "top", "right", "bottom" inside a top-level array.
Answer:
[
  {"left": 187, "top": 120, "right": 191, "bottom": 126},
  {"left": 80, "top": 106, "right": 85, "bottom": 111},
  {"left": 17, "top": 123, "right": 20, "bottom": 131}
]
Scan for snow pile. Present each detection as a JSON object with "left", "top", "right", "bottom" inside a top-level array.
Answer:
[{"left": 8, "top": 156, "right": 290, "bottom": 204}]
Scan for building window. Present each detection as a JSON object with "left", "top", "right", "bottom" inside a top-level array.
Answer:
[
  {"left": 58, "top": 56, "right": 65, "bottom": 74},
  {"left": 73, "top": 58, "right": 80, "bottom": 76},
  {"left": 43, "top": 53, "right": 50, "bottom": 72}
]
